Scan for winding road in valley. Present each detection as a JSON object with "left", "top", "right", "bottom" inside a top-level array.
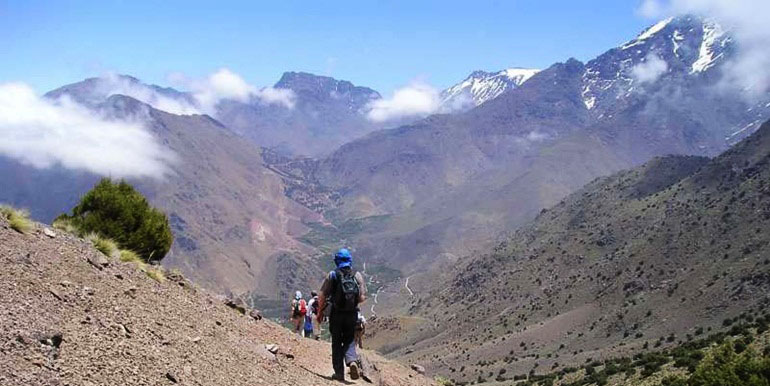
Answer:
[{"left": 404, "top": 276, "right": 414, "bottom": 296}]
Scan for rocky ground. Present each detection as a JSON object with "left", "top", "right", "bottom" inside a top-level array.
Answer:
[{"left": 0, "top": 216, "right": 433, "bottom": 386}]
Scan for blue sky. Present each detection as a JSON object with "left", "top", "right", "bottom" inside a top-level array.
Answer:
[{"left": 0, "top": 0, "right": 653, "bottom": 94}]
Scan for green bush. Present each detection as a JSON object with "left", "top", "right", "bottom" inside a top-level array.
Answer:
[
  {"left": 57, "top": 179, "right": 173, "bottom": 262},
  {"left": 687, "top": 341, "right": 770, "bottom": 386}
]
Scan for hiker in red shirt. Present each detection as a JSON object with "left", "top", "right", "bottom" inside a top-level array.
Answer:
[{"left": 289, "top": 290, "right": 307, "bottom": 336}]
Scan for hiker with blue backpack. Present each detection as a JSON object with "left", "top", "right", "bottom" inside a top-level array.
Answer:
[{"left": 317, "top": 248, "right": 367, "bottom": 381}]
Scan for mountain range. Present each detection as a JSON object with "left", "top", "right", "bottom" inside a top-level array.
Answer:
[
  {"left": 293, "top": 15, "right": 769, "bottom": 281},
  {"left": 1, "top": 14, "right": 769, "bottom": 317}
]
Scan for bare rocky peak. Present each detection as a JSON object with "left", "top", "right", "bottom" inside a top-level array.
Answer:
[{"left": 274, "top": 71, "right": 381, "bottom": 110}]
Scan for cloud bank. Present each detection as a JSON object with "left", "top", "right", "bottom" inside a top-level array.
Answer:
[
  {"left": 631, "top": 53, "right": 669, "bottom": 84},
  {"left": 639, "top": 0, "right": 770, "bottom": 95},
  {"left": 366, "top": 82, "right": 442, "bottom": 122},
  {"left": 93, "top": 69, "right": 295, "bottom": 117},
  {"left": 95, "top": 74, "right": 200, "bottom": 115},
  {"left": 0, "top": 82, "right": 175, "bottom": 179},
  {"left": 173, "top": 68, "right": 296, "bottom": 113}
]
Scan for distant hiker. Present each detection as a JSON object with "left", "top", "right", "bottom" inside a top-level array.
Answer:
[
  {"left": 290, "top": 290, "right": 307, "bottom": 336},
  {"left": 303, "top": 293, "right": 315, "bottom": 338},
  {"left": 308, "top": 291, "right": 320, "bottom": 339},
  {"left": 317, "top": 248, "right": 367, "bottom": 381}
]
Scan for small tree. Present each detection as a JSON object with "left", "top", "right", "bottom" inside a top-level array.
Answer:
[{"left": 58, "top": 178, "right": 173, "bottom": 262}]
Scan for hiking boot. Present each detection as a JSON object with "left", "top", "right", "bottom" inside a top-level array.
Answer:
[
  {"left": 330, "top": 373, "right": 345, "bottom": 382},
  {"left": 349, "top": 361, "right": 359, "bottom": 380}
]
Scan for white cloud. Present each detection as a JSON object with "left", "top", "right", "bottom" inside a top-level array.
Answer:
[
  {"left": 439, "top": 92, "right": 475, "bottom": 113},
  {"left": 187, "top": 68, "right": 255, "bottom": 112},
  {"left": 631, "top": 53, "right": 669, "bottom": 84},
  {"left": 254, "top": 86, "right": 296, "bottom": 109},
  {"left": 174, "top": 68, "right": 296, "bottom": 113},
  {"left": 638, "top": 0, "right": 770, "bottom": 95},
  {"left": 366, "top": 82, "right": 441, "bottom": 122},
  {"left": 92, "top": 69, "right": 296, "bottom": 116},
  {"left": 0, "top": 82, "right": 175, "bottom": 179},
  {"left": 526, "top": 131, "right": 549, "bottom": 142},
  {"left": 95, "top": 73, "right": 201, "bottom": 115}
]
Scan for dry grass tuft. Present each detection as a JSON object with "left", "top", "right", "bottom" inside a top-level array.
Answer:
[
  {"left": 145, "top": 267, "right": 166, "bottom": 283},
  {"left": 0, "top": 205, "right": 33, "bottom": 234},
  {"left": 52, "top": 217, "right": 79, "bottom": 235},
  {"left": 86, "top": 233, "right": 118, "bottom": 257},
  {"left": 119, "top": 249, "right": 143, "bottom": 264}
]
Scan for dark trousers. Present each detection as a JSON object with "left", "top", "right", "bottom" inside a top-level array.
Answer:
[{"left": 329, "top": 311, "right": 357, "bottom": 377}]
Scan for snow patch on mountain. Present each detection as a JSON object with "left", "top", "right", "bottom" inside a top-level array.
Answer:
[
  {"left": 691, "top": 19, "right": 726, "bottom": 73},
  {"left": 441, "top": 68, "right": 539, "bottom": 111},
  {"left": 622, "top": 17, "right": 673, "bottom": 49}
]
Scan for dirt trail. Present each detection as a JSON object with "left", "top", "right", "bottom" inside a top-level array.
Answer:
[
  {"left": 0, "top": 217, "right": 433, "bottom": 386},
  {"left": 404, "top": 276, "right": 414, "bottom": 296}
]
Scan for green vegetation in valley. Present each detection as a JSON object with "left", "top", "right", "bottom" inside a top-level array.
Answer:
[
  {"left": 298, "top": 215, "right": 391, "bottom": 251},
  {"left": 56, "top": 178, "right": 173, "bottom": 262}
]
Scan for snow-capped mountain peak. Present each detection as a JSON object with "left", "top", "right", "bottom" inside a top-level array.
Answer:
[
  {"left": 581, "top": 16, "right": 732, "bottom": 112},
  {"left": 441, "top": 67, "right": 540, "bottom": 111},
  {"left": 621, "top": 17, "right": 674, "bottom": 49}
]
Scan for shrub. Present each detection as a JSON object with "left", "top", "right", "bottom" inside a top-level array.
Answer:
[
  {"left": 0, "top": 205, "right": 33, "bottom": 234},
  {"left": 57, "top": 179, "right": 173, "bottom": 262},
  {"left": 661, "top": 376, "right": 688, "bottom": 386},
  {"left": 687, "top": 342, "right": 770, "bottom": 386},
  {"left": 434, "top": 376, "right": 454, "bottom": 386}
]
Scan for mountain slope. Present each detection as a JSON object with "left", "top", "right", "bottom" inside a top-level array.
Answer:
[
  {"left": 0, "top": 93, "right": 322, "bottom": 300},
  {"left": 376, "top": 119, "right": 770, "bottom": 383},
  {"left": 0, "top": 215, "right": 432, "bottom": 386}
]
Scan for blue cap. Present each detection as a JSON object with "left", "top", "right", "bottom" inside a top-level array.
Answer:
[{"left": 334, "top": 248, "right": 353, "bottom": 268}]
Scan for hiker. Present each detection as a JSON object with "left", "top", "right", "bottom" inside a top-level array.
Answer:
[
  {"left": 317, "top": 248, "right": 367, "bottom": 381},
  {"left": 303, "top": 293, "right": 315, "bottom": 338},
  {"left": 307, "top": 291, "right": 320, "bottom": 339},
  {"left": 290, "top": 290, "right": 307, "bottom": 336}
]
